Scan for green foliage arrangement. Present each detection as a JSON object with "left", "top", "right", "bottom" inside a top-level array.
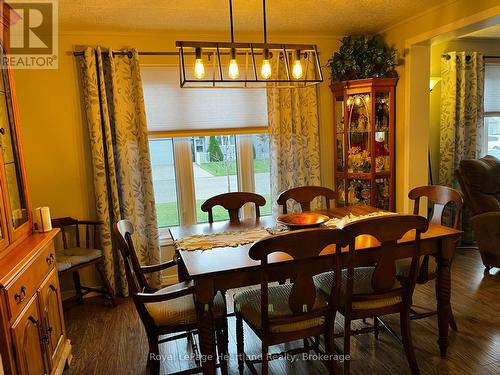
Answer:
[
  {"left": 327, "top": 35, "right": 398, "bottom": 82},
  {"left": 208, "top": 136, "right": 223, "bottom": 162}
]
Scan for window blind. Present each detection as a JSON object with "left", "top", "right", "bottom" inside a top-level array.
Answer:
[
  {"left": 141, "top": 66, "right": 268, "bottom": 132},
  {"left": 485, "top": 63, "right": 500, "bottom": 113}
]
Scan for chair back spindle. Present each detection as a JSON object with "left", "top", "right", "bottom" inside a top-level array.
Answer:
[{"left": 201, "top": 192, "right": 266, "bottom": 224}]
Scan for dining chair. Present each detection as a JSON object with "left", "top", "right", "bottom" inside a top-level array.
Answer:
[
  {"left": 277, "top": 186, "right": 336, "bottom": 214},
  {"left": 315, "top": 215, "right": 429, "bottom": 375},
  {"left": 51, "top": 217, "right": 117, "bottom": 306},
  {"left": 113, "top": 220, "right": 229, "bottom": 375},
  {"left": 234, "top": 227, "right": 345, "bottom": 375},
  {"left": 201, "top": 192, "right": 266, "bottom": 223},
  {"left": 402, "top": 185, "right": 463, "bottom": 330}
]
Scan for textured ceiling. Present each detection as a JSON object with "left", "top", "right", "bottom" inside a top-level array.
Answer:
[
  {"left": 461, "top": 24, "right": 500, "bottom": 39},
  {"left": 58, "top": 0, "right": 452, "bottom": 35}
]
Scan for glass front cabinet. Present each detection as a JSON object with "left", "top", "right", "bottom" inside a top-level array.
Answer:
[{"left": 331, "top": 78, "right": 397, "bottom": 211}]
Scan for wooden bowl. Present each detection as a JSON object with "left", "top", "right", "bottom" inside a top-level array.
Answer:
[{"left": 277, "top": 212, "right": 330, "bottom": 230}]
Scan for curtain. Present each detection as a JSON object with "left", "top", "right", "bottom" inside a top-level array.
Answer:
[
  {"left": 439, "top": 51, "right": 484, "bottom": 240},
  {"left": 267, "top": 57, "right": 321, "bottom": 215},
  {"left": 78, "top": 47, "right": 160, "bottom": 295}
]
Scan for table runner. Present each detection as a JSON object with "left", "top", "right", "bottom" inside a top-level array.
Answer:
[{"left": 176, "top": 211, "right": 396, "bottom": 251}]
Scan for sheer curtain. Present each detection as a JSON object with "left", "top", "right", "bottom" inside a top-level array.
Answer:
[{"left": 78, "top": 47, "right": 160, "bottom": 295}]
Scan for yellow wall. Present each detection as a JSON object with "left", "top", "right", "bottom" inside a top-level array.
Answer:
[
  {"left": 429, "top": 38, "right": 500, "bottom": 182},
  {"left": 13, "top": 31, "right": 340, "bottom": 290},
  {"left": 383, "top": 0, "right": 500, "bottom": 212}
]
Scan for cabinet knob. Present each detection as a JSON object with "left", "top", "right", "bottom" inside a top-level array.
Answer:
[
  {"left": 0, "top": 128, "right": 4, "bottom": 135},
  {"left": 46, "top": 253, "right": 55, "bottom": 265},
  {"left": 14, "top": 286, "right": 27, "bottom": 304}
]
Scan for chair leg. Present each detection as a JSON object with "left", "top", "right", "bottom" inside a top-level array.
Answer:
[
  {"left": 343, "top": 317, "right": 351, "bottom": 375},
  {"left": 95, "top": 260, "right": 117, "bottom": 307},
  {"left": 216, "top": 321, "right": 228, "bottom": 375},
  {"left": 324, "top": 330, "right": 337, "bottom": 375},
  {"left": 147, "top": 338, "right": 160, "bottom": 375},
  {"left": 236, "top": 315, "right": 245, "bottom": 374},
  {"left": 261, "top": 341, "right": 269, "bottom": 375},
  {"left": 72, "top": 271, "right": 83, "bottom": 300},
  {"left": 400, "top": 310, "right": 420, "bottom": 375},
  {"left": 374, "top": 316, "right": 380, "bottom": 339}
]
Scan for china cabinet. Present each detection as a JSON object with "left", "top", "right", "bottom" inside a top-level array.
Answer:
[
  {"left": 331, "top": 78, "right": 397, "bottom": 211},
  {"left": 0, "top": 2, "right": 72, "bottom": 375}
]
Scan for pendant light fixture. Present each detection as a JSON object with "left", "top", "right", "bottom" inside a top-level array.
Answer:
[{"left": 176, "top": 0, "right": 323, "bottom": 88}]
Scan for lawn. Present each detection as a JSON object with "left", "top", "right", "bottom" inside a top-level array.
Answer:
[
  {"left": 156, "top": 194, "right": 272, "bottom": 227},
  {"left": 198, "top": 159, "right": 270, "bottom": 176}
]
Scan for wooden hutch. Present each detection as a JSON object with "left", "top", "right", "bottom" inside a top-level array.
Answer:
[
  {"left": 331, "top": 78, "right": 397, "bottom": 211},
  {"left": 0, "top": 2, "right": 72, "bottom": 374}
]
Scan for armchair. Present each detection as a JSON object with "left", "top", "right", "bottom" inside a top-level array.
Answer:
[{"left": 457, "top": 155, "right": 500, "bottom": 272}]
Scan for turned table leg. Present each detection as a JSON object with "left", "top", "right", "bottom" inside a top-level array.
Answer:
[
  {"left": 195, "top": 278, "right": 217, "bottom": 375},
  {"left": 436, "top": 236, "right": 456, "bottom": 358}
]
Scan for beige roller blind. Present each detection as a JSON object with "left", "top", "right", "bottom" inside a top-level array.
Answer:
[{"left": 141, "top": 65, "right": 268, "bottom": 133}]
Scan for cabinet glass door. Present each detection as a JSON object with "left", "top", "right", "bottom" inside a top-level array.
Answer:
[{"left": 0, "top": 48, "right": 28, "bottom": 230}]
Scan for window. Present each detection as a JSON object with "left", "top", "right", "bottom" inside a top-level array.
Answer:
[
  {"left": 484, "top": 62, "right": 500, "bottom": 158},
  {"left": 143, "top": 66, "right": 270, "bottom": 227}
]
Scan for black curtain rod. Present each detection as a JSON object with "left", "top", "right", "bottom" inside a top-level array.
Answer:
[
  {"left": 73, "top": 50, "right": 178, "bottom": 57},
  {"left": 441, "top": 53, "right": 500, "bottom": 59}
]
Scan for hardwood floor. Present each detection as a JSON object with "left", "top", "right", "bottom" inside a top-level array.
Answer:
[{"left": 64, "top": 248, "right": 500, "bottom": 375}]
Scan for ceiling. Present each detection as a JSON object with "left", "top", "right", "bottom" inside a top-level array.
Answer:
[
  {"left": 461, "top": 24, "right": 500, "bottom": 39},
  {"left": 58, "top": 0, "right": 452, "bottom": 35}
]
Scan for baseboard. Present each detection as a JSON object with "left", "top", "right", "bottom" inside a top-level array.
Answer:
[{"left": 61, "top": 288, "right": 102, "bottom": 301}]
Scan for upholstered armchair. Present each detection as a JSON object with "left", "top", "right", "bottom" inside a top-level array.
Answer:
[{"left": 457, "top": 155, "right": 500, "bottom": 272}]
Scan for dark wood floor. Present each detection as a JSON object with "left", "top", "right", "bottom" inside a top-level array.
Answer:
[{"left": 63, "top": 248, "right": 500, "bottom": 375}]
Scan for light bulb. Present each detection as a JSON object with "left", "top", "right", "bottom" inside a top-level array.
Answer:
[
  {"left": 194, "top": 59, "right": 205, "bottom": 79},
  {"left": 261, "top": 59, "right": 271, "bottom": 79},
  {"left": 355, "top": 97, "right": 361, "bottom": 105},
  {"left": 228, "top": 48, "right": 239, "bottom": 79},
  {"left": 261, "top": 49, "right": 272, "bottom": 79},
  {"left": 292, "top": 50, "right": 303, "bottom": 79},
  {"left": 193, "top": 47, "right": 205, "bottom": 79}
]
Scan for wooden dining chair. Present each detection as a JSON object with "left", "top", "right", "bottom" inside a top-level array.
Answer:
[
  {"left": 201, "top": 192, "right": 266, "bottom": 223},
  {"left": 404, "top": 185, "right": 463, "bottom": 330},
  {"left": 113, "top": 220, "right": 229, "bottom": 375},
  {"left": 315, "top": 215, "right": 429, "bottom": 375},
  {"left": 277, "top": 186, "right": 336, "bottom": 214},
  {"left": 51, "top": 217, "right": 117, "bottom": 306},
  {"left": 234, "top": 227, "right": 346, "bottom": 375}
]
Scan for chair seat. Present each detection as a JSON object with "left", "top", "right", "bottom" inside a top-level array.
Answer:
[
  {"left": 233, "top": 283, "right": 327, "bottom": 333},
  {"left": 396, "top": 255, "right": 437, "bottom": 279},
  {"left": 56, "top": 247, "right": 103, "bottom": 272},
  {"left": 314, "top": 267, "right": 402, "bottom": 310},
  {"left": 145, "top": 287, "right": 226, "bottom": 327}
]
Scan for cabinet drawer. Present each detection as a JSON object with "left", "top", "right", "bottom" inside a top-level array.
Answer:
[{"left": 5, "top": 241, "right": 56, "bottom": 319}]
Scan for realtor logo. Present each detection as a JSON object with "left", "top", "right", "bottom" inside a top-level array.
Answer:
[{"left": 1, "top": 1, "right": 58, "bottom": 69}]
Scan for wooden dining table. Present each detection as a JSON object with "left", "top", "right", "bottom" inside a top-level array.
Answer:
[{"left": 169, "top": 205, "right": 462, "bottom": 374}]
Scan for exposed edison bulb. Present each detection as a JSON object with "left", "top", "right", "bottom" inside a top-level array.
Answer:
[
  {"left": 292, "top": 50, "right": 303, "bottom": 79},
  {"left": 261, "top": 49, "right": 272, "bottom": 79},
  {"left": 193, "top": 48, "right": 205, "bottom": 79},
  {"left": 228, "top": 48, "right": 239, "bottom": 80},
  {"left": 261, "top": 59, "right": 272, "bottom": 79}
]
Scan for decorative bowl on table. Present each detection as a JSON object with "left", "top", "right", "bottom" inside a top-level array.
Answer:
[{"left": 277, "top": 212, "right": 330, "bottom": 230}]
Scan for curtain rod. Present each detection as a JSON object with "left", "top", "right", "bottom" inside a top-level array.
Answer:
[
  {"left": 72, "top": 50, "right": 178, "bottom": 57},
  {"left": 441, "top": 53, "right": 500, "bottom": 59}
]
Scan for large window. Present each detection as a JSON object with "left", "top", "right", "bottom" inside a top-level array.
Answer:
[
  {"left": 143, "top": 65, "right": 270, "bottom": 227},
  {"left": 484, "top": 62, "right": 500, "bottom": 158}
]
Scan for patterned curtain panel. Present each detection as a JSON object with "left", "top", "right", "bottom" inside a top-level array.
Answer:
[
  {"left": 439, "top": 51, "right": 484, "bottom": 240},
  {"left": 78, "top": 47, "right": 160, "bottom": 295},
  {"left": 266, "top": 64, "right": 321, "bottom": 214}
]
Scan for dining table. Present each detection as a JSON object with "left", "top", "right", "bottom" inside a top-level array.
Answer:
[{"left": 169, "top": 205, "right": 462, "bottom": 375}]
